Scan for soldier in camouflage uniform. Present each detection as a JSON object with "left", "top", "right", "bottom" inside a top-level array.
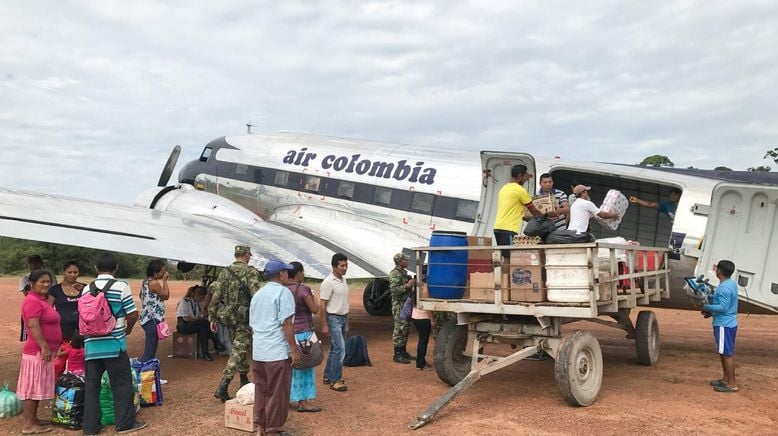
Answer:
[
  {"left": 389, "top": 252, "right": 416, "bottom": 364},
  {"left": 209, "top": 245, "right": 263, "bottom": 402}
]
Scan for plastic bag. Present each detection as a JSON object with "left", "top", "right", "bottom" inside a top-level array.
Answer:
[
  {"left": 0, "top": 382, "right": 21, "bottom": 418},
  {"left": 545, "top": 228, "right": 594, "bottom": 244},
  {"left": 235, "top": 383, "right": 255, "bottom": 405},
  {"left": 523, "top": 216, "right": 556, "bottom": 239},
  {"left": 52, "top": 372, "right": 86, "bottom": 429},
  {"left": 130, "top": 358, "right": 163, "bottom": 407},
  {"left": 99, "top": 368, "right": 139, "bottom": 426},
  {"left": 399, "top": 296, "right": 413, "bottom": 321}
]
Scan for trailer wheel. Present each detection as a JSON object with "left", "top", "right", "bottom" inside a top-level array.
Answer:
[
  {"left": 434, "top": 320, "right": 471, "bottom": 386},
  {"left": 635, "top": 310, "right": 659, "bottom": 366},
  {"left": 554, "top": 330, "right": 603, "bottom": 407},
  {"left": 362, "top": 279, "right": 392, "bottom": 316}
]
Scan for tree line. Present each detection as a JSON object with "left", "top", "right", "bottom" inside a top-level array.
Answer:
[
  {"left": 639, "top": 147, "right": 777, "bottom": 171},
  {"left": 0, "top": 237, "right": 202, "bottom": 280}
]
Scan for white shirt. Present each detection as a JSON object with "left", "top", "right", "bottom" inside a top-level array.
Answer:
[
  {"left": 320, "top": 272, "right": 349, "bottom": 315},
  {"left": 567, "top": 198, "right": 600, "bottom": 234}
]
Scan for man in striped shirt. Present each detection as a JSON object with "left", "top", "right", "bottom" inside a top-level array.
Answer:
[
  {"left": 537, "top": 173, "right": 570, "bottom": 230},
  {"left": 82, "top": 253, "right": 147, "bottom": 435}
]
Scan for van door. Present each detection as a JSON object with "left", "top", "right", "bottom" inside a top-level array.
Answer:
[
  {"left": 697, "top": 182, "right": 778, "bottom": 312},
  {"left": 472, "top": 151, "right": 536, "bottom": 237}
]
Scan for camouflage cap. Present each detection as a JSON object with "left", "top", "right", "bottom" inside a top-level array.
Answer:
[
  {"left": 234, "top": 245, "right": 252, "bottom": 256},
  {"left": 393, "top": 252, "right": 409, "bottom": 263}
]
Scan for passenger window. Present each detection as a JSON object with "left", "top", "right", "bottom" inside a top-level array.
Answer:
[
  {"left": 274, "top": 171, "right": 288, "bottom": 186},
  {"left": 304, "top": 175, "right": 321, "bottom": 192},
  {"left": 374, "top": 187, "right": 392, "bottom": 205},
  {"left": 337, "top": 182, "right": 355, "bottom": 199},
  {"left": 456, "top": 200, "right": 478, "bottom": 220},
  {"left": 412, "top": 193, "right": 434, "bottom": 213},
  {"left": 235, "top": 163, "right": 248, "bottom": 175},
  {"left": 199, "top": 147, "right": 212, "bottom": 162}
]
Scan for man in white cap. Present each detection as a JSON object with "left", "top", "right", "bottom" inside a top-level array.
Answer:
[
  {"left": 567, "top": 185, "right": 620, "bottom": 234},
  {"left": 250, "top": 258, "right": 299, "bottom": 436}
]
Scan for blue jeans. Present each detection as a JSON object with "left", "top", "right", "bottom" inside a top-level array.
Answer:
[
  {"left": 323, "top": 314, "right": 348, "bottom": 383},
  {"left": 141, "top": 319, "right": 159, "bottom": 362}
]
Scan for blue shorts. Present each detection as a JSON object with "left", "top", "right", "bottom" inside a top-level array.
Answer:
[{"left": 713, "top": 326, "right": 737, "bottom": 357}]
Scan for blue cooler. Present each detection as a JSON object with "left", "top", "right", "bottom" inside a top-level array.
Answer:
[{"left": 427, "top": 231, "right": 468, "bottom": 299}]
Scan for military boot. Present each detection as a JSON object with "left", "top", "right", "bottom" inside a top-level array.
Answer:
[
  {"left": 239, "top": 373, "right": 250, "bottom": 387},
  {"left": 214, "top": 376, "right": 232, "bottom": 402},
  {"left": 401, "top": 348, "right": 415, "bottom": 361},
  {"left": 393, "top": 347, "right": 411, "bottom": 364}
]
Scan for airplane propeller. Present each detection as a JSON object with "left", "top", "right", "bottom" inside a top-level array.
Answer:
[{"left": 157, "top": 145, "right": 181, "bottom": 187}]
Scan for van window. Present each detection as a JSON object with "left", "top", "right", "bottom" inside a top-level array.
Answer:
[{"left": 374, "top": 187, "right": 392, "bottom": 205}]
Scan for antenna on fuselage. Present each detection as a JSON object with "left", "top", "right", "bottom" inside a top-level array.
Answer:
[{"left": 246, "top": 123, "right": 254, "bottom": 134}]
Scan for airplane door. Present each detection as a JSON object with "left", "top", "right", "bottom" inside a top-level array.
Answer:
[
  {"left": 697, "top": 182, "right": 778, "bottom": 311},
  {"left": 472, "top": 151, "right": 536, "bottom": 237}
]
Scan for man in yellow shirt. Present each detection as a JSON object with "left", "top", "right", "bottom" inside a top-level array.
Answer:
[{"left": 493, "top": 164, "right": 544, "bottom": 260}]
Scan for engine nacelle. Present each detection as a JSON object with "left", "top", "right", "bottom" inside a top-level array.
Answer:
[{"left": 134, "top": 184, "right": 263, "bottom": 226}]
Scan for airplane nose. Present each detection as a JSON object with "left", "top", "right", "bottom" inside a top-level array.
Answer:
[{"left": 178, "top": 159, "right": 199, "bottom": 185}]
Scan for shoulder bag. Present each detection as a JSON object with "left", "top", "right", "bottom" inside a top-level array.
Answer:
[{"left": 291, "top": 284, "right": 323, "bottom": 369}]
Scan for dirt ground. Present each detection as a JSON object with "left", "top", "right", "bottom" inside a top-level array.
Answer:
[{"left": 1, "top": 277, "right": 777, "bottom": 435}]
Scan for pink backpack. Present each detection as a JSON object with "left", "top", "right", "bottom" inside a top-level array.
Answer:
[{"left": 78, "top": 279, "right": 117, "bottom": 337}]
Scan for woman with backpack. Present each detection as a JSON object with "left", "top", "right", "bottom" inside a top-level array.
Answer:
[
  {"left": 18, "top": 269, "right": 61, "bottom": 434},
  {"left": 287, "top": 262, "right": 322, "bottom": 413},
  {"left": 139, "top": 259, "right": 170, "bottom": 363}
]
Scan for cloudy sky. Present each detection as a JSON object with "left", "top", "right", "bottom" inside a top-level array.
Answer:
[{"left": 2, "top": 1, "right": 777, "bottom": 204}]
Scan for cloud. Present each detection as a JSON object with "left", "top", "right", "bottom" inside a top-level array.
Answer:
[{"left": 1, "top": 1, "right": 777, "bottom": 204}]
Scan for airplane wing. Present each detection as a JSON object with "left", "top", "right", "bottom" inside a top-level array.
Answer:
[{"left": 0, "top": 187, "right": 369, "bottom": 279}]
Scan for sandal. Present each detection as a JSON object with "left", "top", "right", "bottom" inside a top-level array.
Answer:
[
  {"left": 713, "top": 383, "right": 739, "bottom": 393},
  {"left": 21, "top": 427, "right": 52, "bottom": 435},
  {"left": 709, "top": 379, "right": 724, "bottom": 387},
  {"left": 297, "top": 405, "right": 322, "bottom": 413},
  {"left": 330, "top": 380, "right": 347, "bottom": 392}
]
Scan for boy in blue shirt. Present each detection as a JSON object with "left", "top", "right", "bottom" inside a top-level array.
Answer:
[{"left": 702, "top": 260, "right": 739, "bottom": 393}]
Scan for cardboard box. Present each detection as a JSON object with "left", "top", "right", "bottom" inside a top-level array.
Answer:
[
  {"left": 507, "top": 265, "right": 545, "bottom": 302},
  {"left": 467, "top": 235, "right": 494, "bottom": 273},
  {"left": 532, "top": 193, "right": 557, "bottom": 215},
  {"left": 225, "top": 399, "right": 254, "bottom": 432},
  {"left": 468, "top": 272, "right": 508, "bottom": 302},
  {"left": 171, "top": 332, "right": 199, "bottom": 359},
  {"left": 509, "top": 249, "right": 543, "bottom": 266}
]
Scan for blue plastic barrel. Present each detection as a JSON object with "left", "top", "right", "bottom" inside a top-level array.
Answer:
[{"left": 427, "top": 231, "right": 468, "bottom": 299}]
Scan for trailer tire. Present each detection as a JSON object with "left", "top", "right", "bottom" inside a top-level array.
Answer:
[
  {"left": 635, "top": 310, "right": 659, "bottom": 366},
  {"left": 434, "top": 320, "right": 471, "bottom": 386},
  {"left": 362, "top": 279, "right": 392, "bottom": 316},
  {"left": 554, "top": 330, "right": 603, "bottom": 407}
]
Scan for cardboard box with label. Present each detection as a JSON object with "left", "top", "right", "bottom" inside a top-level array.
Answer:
[
  {"left": 509, "top": 249, "right": 543, "bottom": 267},
  {"left": 507, "top": 265, "right": 546, "bottom": 302},
  {"left": 468, "top": 271, "right": 509, "bottom": 302},
  {"left": 467, "top": 236, "right": 493, "bottom": 273},
  {"left": 225, "top": 399, "right": 254, "bottom": 432},
  {"left": 532, "top": 193, "right": 558, "bottom": 215}
]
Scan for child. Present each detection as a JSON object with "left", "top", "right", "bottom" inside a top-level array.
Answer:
[
  {"left": 57, "top": 331, "right": 86, "bottom": 377},
  {"left": 703, "top": 260, "right": 738, "bottom": 393}
]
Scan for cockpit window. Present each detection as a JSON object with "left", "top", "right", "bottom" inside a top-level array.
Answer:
[{"left": 199, "top": 147, "right": 212, "bottom": 162}]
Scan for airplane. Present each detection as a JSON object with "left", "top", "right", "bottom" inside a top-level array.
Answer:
[{"left": 1, "top": 132, "right": 777, "bottom": 315}]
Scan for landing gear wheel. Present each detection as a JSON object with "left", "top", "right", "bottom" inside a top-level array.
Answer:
[
  {"left": 362, "top": 279, "right": 391, "bottom": 316},
  {"left": 635, "top": 310, "right": 659, "bottom": 366},
  {"left": 434, "top": 320, "right": 471, "bottom": 386},
  {"left": 554, "top": 330, "right": 603, "bottom": 407}
]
